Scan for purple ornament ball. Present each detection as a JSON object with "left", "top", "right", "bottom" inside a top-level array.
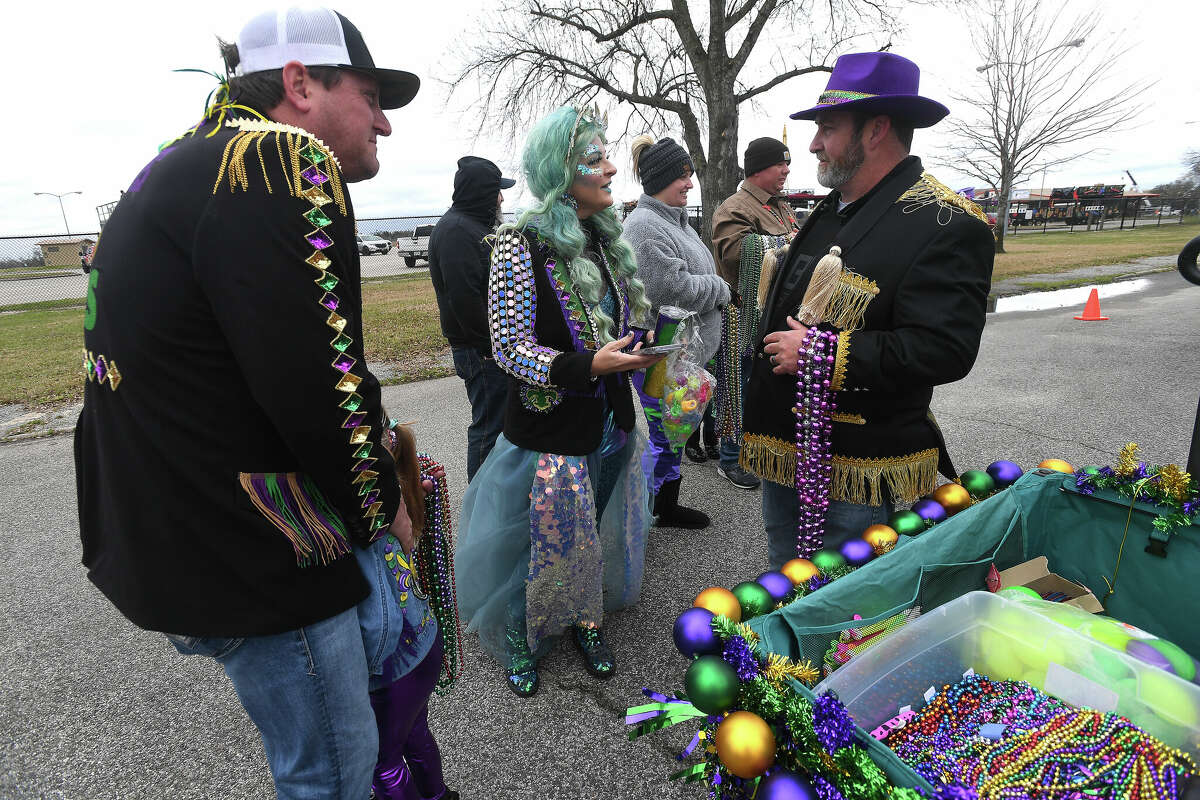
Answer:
[
  {"left": 758, "top": 768, "right": 817, "bottom": 800},
  {"left": 756, "top": 571, "right": 794, "bottom": 603},
  {"left": 673, "top": 607, "right": 720, "bottom": 659},
  {"left": 1126, "top": 640, "right": 1176, "bottom": 674},
  {"left": 987, "top": 460, "right": 1024, "bottom": 489},
  {"left": 839, "top": 538, "right": 875, "bottom": 567},
  {"left": 912, "top": 498, "right": 948, "bottom": 525}
]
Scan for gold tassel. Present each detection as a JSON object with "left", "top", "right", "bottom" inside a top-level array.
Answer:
[
  {"left": 830, "top": 448, "right": 939, "bottom": 506},
  {"left": 822, "top": 270, "right": 879, "bottom": 331},
  {"left": 796, "top": 245, "right": 843, "bottom": 325},
  {"left": 740, "top": 434, "right": 797, "bottom": 487},
  {"left": 757, "top": 246, "right": 778, "bottom": 310}
]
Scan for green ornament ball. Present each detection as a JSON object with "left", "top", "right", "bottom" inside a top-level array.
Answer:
[
  {"left": 997, "top": 585, "right": 1041, "bottom": 602},
  {"left": 810, "top": 549, "right": 845, "bottom": 573},
  {"left": 889, "top": 510, "right": 926, "bottom": 537},
  {"left": 684, "top": 655, "right": 740, "bottom": 716},
  {"left": 1145, "top": 639, "right": 1197, "bottom": 682},
  {"left": 732, "top": 581, "right": 775, "bottom": 620},
  {"left": 1082, "top": 465, "right": 1102, "bottom": 476},
  {"left": 960, "top": 469, "right": 996, "bottom": 499}
]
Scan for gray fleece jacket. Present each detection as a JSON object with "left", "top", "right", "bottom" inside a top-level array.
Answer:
[{"left": 623, "top": 193, "right": 730, "bottom": 364}]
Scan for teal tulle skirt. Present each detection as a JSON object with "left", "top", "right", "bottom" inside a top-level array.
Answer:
[{"left": 455, "top": 415, "right": 650, "bottom": 663}]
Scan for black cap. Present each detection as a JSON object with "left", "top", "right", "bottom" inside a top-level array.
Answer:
[
  {"left": 743, "top": 137, "right": 791, "bottom": 176},
  {"left": 635, "top": 137, "right": 694, "bottom": 196},
  {"left": 453, "top": 156, "right": 515, "bottom": 201}
]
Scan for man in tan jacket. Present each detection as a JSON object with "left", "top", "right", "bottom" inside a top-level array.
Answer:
[{"left": 709, "top": 137, "right": 799, "bottom": 490}]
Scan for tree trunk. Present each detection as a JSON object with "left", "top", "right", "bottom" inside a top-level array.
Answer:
[
  {"left": 699, "top": 92, "right": 741, "bottom": 246},
  {"left": 995, "top": 173, "right": 1014, "bottom": 254}
]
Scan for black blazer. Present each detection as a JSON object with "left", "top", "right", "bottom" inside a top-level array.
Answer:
[
  {"left": 75, "top": 118, "right": 400, "bottom": 636},
  {"left": 743, "top": 157, "right": 995, "bottom": 497},
  {"left": 488, "top": 226, "right": 640, "bottom": 455}
]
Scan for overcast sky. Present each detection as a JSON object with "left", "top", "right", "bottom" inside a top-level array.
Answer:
[{"left": 5, "top": 0, "right": 1197, "bottom": 235}]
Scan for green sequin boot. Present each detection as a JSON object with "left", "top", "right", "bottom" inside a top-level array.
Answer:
[
  {"left": 504, "top": 625, "right": 539, "bottom": 697},
  {"left": 573, "top": 624, "right": 615, "bottom": 680}
]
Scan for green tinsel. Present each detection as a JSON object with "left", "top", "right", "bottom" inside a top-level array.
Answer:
[
  {"left": 782, "top": 564, "right": 858, "bottom": 606},
  {"left": 739, "top": 677, "right": 786, "bottom": 719}
]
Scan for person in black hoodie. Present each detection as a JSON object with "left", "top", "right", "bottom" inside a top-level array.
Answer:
[{"left": 429, "top": 156, "right": 516, "bottom": 481}]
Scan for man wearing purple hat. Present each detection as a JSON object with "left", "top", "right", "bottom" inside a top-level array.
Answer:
[{"left": 741, "top": 52, "right": 995, "bottom": 570}]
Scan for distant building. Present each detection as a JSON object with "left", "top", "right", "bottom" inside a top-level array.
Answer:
[{"left": 36, "top": 237, "right": 96, "bottom": 268}]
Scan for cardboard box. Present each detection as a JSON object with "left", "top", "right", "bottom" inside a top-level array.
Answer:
[{"left": 986, "top": 556, "right": 1104, "bottom": 613}]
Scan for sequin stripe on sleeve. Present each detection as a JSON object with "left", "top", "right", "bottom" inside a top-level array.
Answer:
[
  {"left": 294, "top": 138, "right": 388, "bottom": 536},
  {"left": 488, "top": 229, "right": 560, "bottom": 386}
]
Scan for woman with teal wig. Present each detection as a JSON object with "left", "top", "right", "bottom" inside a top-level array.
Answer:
[{"left": 454, "top": 106, "right": 662, "bottom": 696}]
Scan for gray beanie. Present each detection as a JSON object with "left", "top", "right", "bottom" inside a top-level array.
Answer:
[{"left": 636, "top": 137, "right": 694, "bottom": 195}]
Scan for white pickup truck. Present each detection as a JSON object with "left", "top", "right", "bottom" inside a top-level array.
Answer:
[{"left": 394, "top": 224, "right": 433, "bottom": 268}]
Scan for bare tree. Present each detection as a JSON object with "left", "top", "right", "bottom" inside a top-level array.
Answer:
[
  {"left": 940, "top": 0, "right": 1145, "bottom": 252},
  {"left": 447, "top": 0, "right": 901, "bottom": 238}
]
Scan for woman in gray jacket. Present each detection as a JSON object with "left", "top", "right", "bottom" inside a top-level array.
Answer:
[{"left": 623, "top": 135, "right": 731, "bottom": 529}]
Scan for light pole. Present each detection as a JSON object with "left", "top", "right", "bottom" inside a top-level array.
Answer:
[
  {"left": 33, "top": 191, "right": 82, "bottom": 235},
  {"left": 976, "top": 38, "right": 1085, "bottom": 243}
]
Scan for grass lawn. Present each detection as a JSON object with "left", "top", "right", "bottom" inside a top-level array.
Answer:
[
  {"left": 0, "top": 307, "right": 85, "bottom": 407},
  {"left": 0, "top": 273, "right": 449, "bottom": 409},
  {"left": 994, "top": 218, "right": 1198, "bottom": 279}
]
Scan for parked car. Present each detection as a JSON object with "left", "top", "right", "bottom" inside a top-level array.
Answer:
[
  {"left": 356, "top": 234, "right": 391, "bottom": 256},
  {"left": 395, "top": 224, "right": 433, "bottom": 268}
]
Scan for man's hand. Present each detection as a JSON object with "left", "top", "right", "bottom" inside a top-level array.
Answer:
[
  {"left": 388, "top": 496, "right": 415, "bottom": 555},
  {"left": 762, "top": 316, "right": 811, "bottom": 375}
]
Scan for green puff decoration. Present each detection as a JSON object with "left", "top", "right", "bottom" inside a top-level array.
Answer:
[
  {"left": 684, "top": 655, "right": 740, "bottom": 715},
  {"left": 959, "top": 469, "right": 996, "bottom": 499},
  {"left": 732, "top": 581, "right": 774, "bottom": 620},
  {"left": 810, "top": 549, "right": 846, "bottom": 572},
  {"left": 889, "top": 509, "right": 926, "bottom": 537}
]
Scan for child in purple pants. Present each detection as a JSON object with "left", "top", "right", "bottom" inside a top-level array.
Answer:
[{"left": 356, "top": 423, "right": 458, "bottom": 800}]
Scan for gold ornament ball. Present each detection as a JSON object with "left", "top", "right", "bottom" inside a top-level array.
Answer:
[
  {"left": 1038, "top": 458, "right": 1074, "bottom": 474},
  {"left": 780, "top": 558, "right": 819, "bottom": 586},
  {"left": 931, "top": 483, "right": 972, "bottom": 515},
  {"left": 861, "top": 524, "right": 899, "bottom": 554},
  {"left": 694, "top": 586, "right": 742, "bottom": 622},
  {"left": 714, "top": 711, "right": 777, "bottom": 779}
]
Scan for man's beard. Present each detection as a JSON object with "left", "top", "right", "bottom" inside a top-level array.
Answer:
[{"left": 816, "top": 135, "right": 865, "bottom": 190}]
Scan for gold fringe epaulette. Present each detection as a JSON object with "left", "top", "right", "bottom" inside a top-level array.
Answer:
[
  {"left": 213, "top": 119, "right": 347, "bottom": 217},
  {"left": 741, "top": 435, "right": 939, "bottom": 505},
  {"left": 898, "top": 172, "right": 989, "bottom": 227},
  {"left": 823, "top": 270, "right": 878, "bottom": 331},
  {"left": 830, "top": 330, "right": 850, "bottom": 391}
]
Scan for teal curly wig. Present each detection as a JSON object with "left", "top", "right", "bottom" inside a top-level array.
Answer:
[{"left": 505, "top": 106, "right": 651, "bottom": 341}]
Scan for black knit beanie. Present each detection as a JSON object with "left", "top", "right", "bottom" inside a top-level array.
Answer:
[
  {"left": 743, "top": 137, "right": 790, "bottom": 177},
  {"left": 637, "top": 137, "right": 694, "bottom": 196}
]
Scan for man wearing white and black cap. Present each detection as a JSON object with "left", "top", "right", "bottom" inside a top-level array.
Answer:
[
  {"left": 429, "top": 156, "right": 516, "bottom": 481},
  {"left": 74, "top": 7, "right": 423, "bottom": 798}
]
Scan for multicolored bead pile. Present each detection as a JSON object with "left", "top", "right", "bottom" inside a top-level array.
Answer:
[
  {"left": 794, "top": 327, "right": 838, "bottom": 557},
  {"left": 885, "top": 674, "right": 1196, "bottom": 799},
  {"left": 412, "top": 453, "right": 463, "bottom": 693}
]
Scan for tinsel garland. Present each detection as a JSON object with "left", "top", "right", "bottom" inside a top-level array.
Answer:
[
  {"left": 1074, "top": 443, "right": 1198, "bottom": 537},
  {"left": 413, "top": 453, "right": 464, "bottom": 693}
]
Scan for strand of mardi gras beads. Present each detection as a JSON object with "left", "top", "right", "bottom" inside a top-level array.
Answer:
[
  {"left": 794, "top": 327, "right": 838, "bottom": 557},
  {"left": 886, "top": 675, "right": 1196, "bottom": 799},
  {"left": 415, "top": 453, "right": 464, "bottom": 693}
]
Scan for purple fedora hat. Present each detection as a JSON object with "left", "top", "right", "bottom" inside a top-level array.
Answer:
[{"left": 790, "top": 52, "right": 948, "bottom": 128}]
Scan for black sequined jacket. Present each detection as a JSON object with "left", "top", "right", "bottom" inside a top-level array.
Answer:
[{"left": 487, "top": 224, "right": 641, "bottom": 456}]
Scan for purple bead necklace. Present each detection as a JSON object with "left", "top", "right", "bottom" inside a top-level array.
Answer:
[{"left": 794, "top": 326, "right": 838, "bottom": 557}]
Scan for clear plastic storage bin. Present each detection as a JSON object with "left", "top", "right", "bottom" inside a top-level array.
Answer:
[{"left": 815, "top": 590, "right": 1200, "bottom": 760}]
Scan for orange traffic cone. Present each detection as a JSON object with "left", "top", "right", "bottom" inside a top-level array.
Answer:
[{"left": 1073, "top": 288, "right": 1108, "bottom": 321}]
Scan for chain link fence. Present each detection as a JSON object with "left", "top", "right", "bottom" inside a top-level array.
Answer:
[{"left": 4, "top": 200, "right": 1195, "bottom": 309}]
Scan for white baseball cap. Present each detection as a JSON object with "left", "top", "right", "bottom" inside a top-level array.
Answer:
[{"left": 235, "top": 7, "right": 420, "bottom": 110}]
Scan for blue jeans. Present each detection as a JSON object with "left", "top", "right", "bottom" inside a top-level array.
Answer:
[
  {"left": 166, "top": 607, "right": 377, "bottom": 800},
  {"left": 761, "top": 479, "right": 894, "bottom": 571},
  {"left": 452, "top": 346, "right": 508, "bottom": 482},
  {"left": 719, "top": 350, "right": 754, "bottom": 470}
]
